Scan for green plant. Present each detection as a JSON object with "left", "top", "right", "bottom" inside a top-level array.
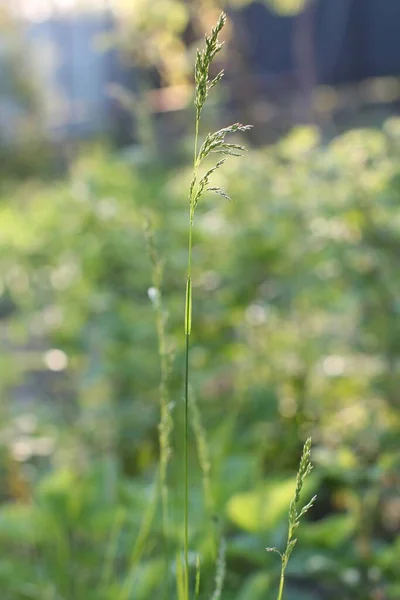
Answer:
[
  {"left": 182, "top": 11, "right": 251, "bottom": 599},
  {"left": 267, "top": 438, "right": 316, "bottom": 600}
]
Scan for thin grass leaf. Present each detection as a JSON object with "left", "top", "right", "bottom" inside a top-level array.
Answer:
[
  {"left": 176, "top": 553, "right": 186, "bottom": 600},
  {"left": 195, "top": 554, "right": 201, "bottom": 599}
]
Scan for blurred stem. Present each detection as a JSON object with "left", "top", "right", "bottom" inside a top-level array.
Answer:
[{"left": 143, "top": 218, "right": 173, "bottom": 600}]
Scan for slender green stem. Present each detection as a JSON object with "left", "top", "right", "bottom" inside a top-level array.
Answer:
[
  {"left": 277, "top": 569, "right": 285, "bottom": 600},
  {"left": 183, "top": 110, "right": 200, "bottom": 600},
  {"left": 184, "top": 325, "right": 190, "bottom": 599},
  {"left": 183, "top": 220, "right": 193, "bottom": 600}
]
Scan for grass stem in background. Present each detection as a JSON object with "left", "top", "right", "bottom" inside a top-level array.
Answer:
[
  {"left": 144, "top": 217, "right": 174, "bottom": 564},
  {"left": 267, "top": 438, "right": 316, "bottom": 600}
]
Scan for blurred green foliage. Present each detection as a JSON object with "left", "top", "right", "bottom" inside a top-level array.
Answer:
[{"left": 1, "top": 121, "right": 400, "bottom": 599}]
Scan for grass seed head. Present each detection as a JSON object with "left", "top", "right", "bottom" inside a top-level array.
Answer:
[{"left": 195, "top": 12, "right": 227, "bottom": 114}]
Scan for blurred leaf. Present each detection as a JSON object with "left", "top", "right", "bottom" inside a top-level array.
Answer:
[
  {"left": 234, "top": 571, "right": 272, "bottom": 600},
  {"left": 227, "top": 475, "right": 318, "bottom": 533},
  {"left": 264, "top": 0, "right": 308, "bottom": 16},
  {"left": 301, "top": 514, "right": 355, "bottom": 549},
  {"left": 0, "top": 503, "right": 43, "bottom": 544}
]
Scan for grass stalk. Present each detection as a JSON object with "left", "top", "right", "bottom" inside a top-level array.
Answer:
[
  {"left": 182, "top": 13, "right": 251, "bottom": 598},
  {"left": 277, "top": 571, "right": 285, "bottom": 600},
  {"left": 183, "top": 103, "right": 200, "bottom": 600},
  {"left": 267, "top": 438, "right": 316, "bottom": 600},
  {"left": 183, "top": 218, "right": 193, "bottom": 599}
]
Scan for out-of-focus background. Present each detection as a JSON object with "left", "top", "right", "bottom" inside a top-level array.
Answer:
[{"left": 1, "top": 1, "right": 400, "bottom": 598}]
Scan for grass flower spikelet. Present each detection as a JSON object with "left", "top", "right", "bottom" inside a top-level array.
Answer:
[
  {"left": 195, "top": 12, "right": 227, "bottom": 114},
  {"left": 267, "top": 438, "right": 316, "bottom": 600}
]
